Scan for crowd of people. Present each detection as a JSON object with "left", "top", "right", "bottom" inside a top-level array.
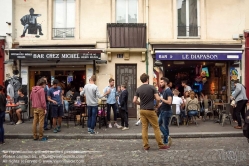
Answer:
[{"left": 0, "top": 73, "right": 248, "bottom": 149}]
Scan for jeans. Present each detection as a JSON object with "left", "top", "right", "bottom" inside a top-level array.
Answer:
[
  {"left": 235, "top": 100, "right": 248, "bottom": 126},
  {"left": 107, "top": 103, "right": 117, "bottom": 122},
  {"left": 188, "top": 110, "right": 198, "bottom": 117},
  {"left": 0, "top": 111, "right": 5, "bottom": 143},
  {"left": 87, "top": 106, "right": 98, "bottom": 130},
  {"left": 64, "top": 100, "right": 69, "bottom": 112},
  {"left": 44, "top": 102, "right": 49, "bottom": 129},
  {"left": 158, "top": 110, "right": 172, "bottom": 144},
  {"left": 140, "top": 109, "right": 164, "bottom": 148},
  {"left": 33, "top": 108, "right": 45, "bottom": 140}
]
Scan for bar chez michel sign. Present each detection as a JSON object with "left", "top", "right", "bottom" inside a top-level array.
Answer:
[{"left": 9, "top": 51, "right": 101, "bottom": 60}]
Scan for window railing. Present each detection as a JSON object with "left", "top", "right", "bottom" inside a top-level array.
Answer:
[
  {"left": 52, "top": 28, "right": 75, "bottom": 39},
  {"left": 177, "top": 26, "right": 201, "bottom": 38}
]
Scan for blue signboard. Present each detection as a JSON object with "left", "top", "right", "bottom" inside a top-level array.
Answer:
[{"left": 155, "top": 50, "right": 242, "bottom": 61}]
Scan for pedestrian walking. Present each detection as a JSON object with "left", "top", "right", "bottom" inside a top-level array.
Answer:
[
  {"left": 47, "top": 79, "right": 64, "bottom": 133},
  {"left": 80, "top": 75, "right": 109, "bottom": 134},
  {"left": 231, "top": 80, "right": 248, "bottom": 129},
  {"left": 30, "top": 78, "right": 47, "bottom": 141},
  {"left": 133, "top": 73, "right": 170, "bottom": 150},
  {"left": 158, "top": 77, "right": 173, "bottom": 147},
  {"left": 117, "top": 84, "right": 129, "bottom": 130},
  {"left": 0, "top": 85, "right": 6, "bottom": 144},
  {"left": 104, "top": 78, "right": 121, "bottom": 128}
]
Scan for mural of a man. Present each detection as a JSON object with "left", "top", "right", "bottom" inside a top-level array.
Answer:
[{"left": 20, "top": 8, "right": 43, "bottom": 37}]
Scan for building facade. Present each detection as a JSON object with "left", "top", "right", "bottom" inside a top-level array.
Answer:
[
  {"left": 4, "top": 0, "right": 249, "bottom": 118},
  {"left": 0, "top": 0, "right": 13, "bottom": 85}
]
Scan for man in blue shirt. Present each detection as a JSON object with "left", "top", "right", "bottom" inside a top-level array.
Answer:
[
  {"left": 104, "top": 78, "right": 121, "bottom": 128},
  {"left": 47, "top": 79, "right": 64, "bottom": 133},
  {"left": 42, "top": 77, "right": 50, "bottom": 130},
  {"left": 158, "top": 77, "right": 173, "bottom": 147}
]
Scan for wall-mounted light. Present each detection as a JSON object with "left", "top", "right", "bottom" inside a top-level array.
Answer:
[
  {"left": 6, "top": 22, "right": 11, "bottom": 25},
  {"left": 6, "top": 33, "right": 11, "bottom": 36}
]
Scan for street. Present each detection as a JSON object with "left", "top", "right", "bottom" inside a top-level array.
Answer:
[{"left": 0, "top": 137, "right": 248, "bottom": 166}]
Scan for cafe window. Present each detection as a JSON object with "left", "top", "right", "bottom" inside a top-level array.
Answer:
[
  {"left": 177, "top": 0, "right": 200, "bottom": 38},
  {"left": 116, "top": 0, "right": 138, "bottom": 23},
  {"left": 53, "top": 0, "right": 75, "bottom": 38}
]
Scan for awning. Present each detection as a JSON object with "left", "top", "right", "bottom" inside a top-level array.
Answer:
[
  {"left": 155, "top": 50, "right": 243, "bottom": 61},
  {"left": 8, "top": 48, "right": 103, "bottom": 60}
]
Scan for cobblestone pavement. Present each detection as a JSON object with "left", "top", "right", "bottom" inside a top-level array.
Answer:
[{"left": 0, "top": 137, "right": 249, "bottom": 166}]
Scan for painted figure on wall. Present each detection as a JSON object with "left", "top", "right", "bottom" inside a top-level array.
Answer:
[{"left": 20, "top": 8, "right": 43, "bottom": 38}]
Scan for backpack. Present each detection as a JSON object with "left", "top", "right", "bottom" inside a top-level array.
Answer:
[{"left": 243, "top": 109, "right": 249, "bottom": 139}]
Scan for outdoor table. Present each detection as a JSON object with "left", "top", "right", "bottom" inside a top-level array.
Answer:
[
  {"left": 73, "top": 103, "right": 87, "bottom": 128},
  {"left": 6, "top": 104, "right": 18, "bottom": 124}
]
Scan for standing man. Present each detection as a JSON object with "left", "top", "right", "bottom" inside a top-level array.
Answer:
[
  {"left": 80, "top": 75, "right": 109, "bottom": 134},
  {"left": 182, "top": 80, "right": 192, "bottom": 92},
  {"left": 42, "top": 77, "right": 50, "bottom": 130},
  {"left": 47, "top": 79, "right": 64, "bottom": 133},
  {"left": 133, "top": 73, "right": 170, "bottom": 150},
  {"left": 104, "top": 78, "right": 121, "bottom": 128},
  {"left": 118, "top": 84, "right": 129, "bottom": 130},
  {"left": 30, "top": 78, "right": 47, "bottom": 141},
  {"left": 158, "top": 77, "right": 173, "bottom": 147},
  {"left": 231, "top": 80, "right": 248, "bottom": 129}
]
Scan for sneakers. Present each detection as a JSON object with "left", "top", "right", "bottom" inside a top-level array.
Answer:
[
  {"left": 114, "top": 123, "right": 121, "bottom": 128},
  {"left": 167, "top": 136, "right": 172, "bottom": 147},
  {"left": 159, "top": 145, "right": 170, "bottom": 150},
  {"left": 53, "top": 128, "right": 58, "bottom": 133},
  {"left": 57, "top": 126, "right": 61, "bottom": 132},
  {"left": 88, "top": 128, "right": 91, "bottom": 134},
  {"left": 135, "top": 120, "right": 141, "bottom": 126},
  {"left": 90, "top": 130, "right": 98, "bottom": 135},
  {"left": 16, "top": 120, "right": 22, "bottom": 125},
  {"left": 39, "top": 136, "right": 48, "bottom": 141},
  {"left": 117, "top": 126, "right": 123, "bottom": 129},
  {"left": 122, "top": 127, "right": 129, "bottom": 131},
  {"left": 108, "top": 123, "right": 112, "bottom": 128}
]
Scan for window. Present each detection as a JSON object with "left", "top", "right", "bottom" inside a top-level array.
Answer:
[
  {"left": 116, "top": 0, "right": 138, "bottom": 23},
  {"left": 53, "top": 0, "right": 75, "bottom": 38},
  {"left": 177, "top": 0, "right": 200, "bottom": 38}
]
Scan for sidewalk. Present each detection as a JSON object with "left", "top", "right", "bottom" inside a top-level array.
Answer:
[{"left": 3, "top": 118, "right": 243, "bottom": 139}]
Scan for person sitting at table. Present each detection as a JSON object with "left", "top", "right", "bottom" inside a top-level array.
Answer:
[
  {"left": 9, "top": 88, "right": 28, "bottom": 125},
  {"left": 185, "top": 91, "right": 199, "bottom": 122},
  {"left": 172, "top": 89, "right": 185, "bottom": 124}
]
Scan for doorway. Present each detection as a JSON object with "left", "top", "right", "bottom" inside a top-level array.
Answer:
[{"left": 115, "top": 64, "right": 137, "bottom": 118}]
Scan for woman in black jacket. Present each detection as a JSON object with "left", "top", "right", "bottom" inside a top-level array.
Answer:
[{"left": 0, "top": 85, "right": 6, "bottom": 144}]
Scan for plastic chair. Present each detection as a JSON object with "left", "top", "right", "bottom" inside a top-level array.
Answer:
[{"left": 169, "top": 104, "right": 180, "bottom": 127}]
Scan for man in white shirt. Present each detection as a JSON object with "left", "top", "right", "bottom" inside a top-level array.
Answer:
[
  {"left": 172, "top": 89, "right": 185, "bottom": 124},
  {"left": 182, "top": 80, "right": 192, "bottom": 93}
]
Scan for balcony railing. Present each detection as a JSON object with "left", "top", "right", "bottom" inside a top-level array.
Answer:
[
  {"left": 52, "top": 28, "right": 75, "bottom": 39},
  {"left": 107, "top": 23, "right": 146, "bottom": 48},
  {"left": 177, "top": 26, "right": 201, "bottom": 38}
]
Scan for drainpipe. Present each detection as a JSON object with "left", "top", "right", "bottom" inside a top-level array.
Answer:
[
  {"left": 244, "top": 31, "right": 249, "bottom": 98},
  {"left": 0, "top": 40, "right": 4, "bottom": 86},
  {"left": 146, "top": 0, "right": 149, "bottom": 74}
]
